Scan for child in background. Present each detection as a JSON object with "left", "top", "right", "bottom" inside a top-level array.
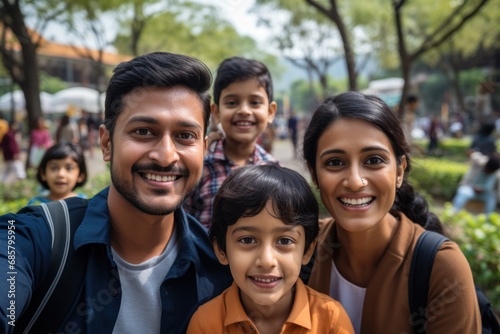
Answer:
[
  {"left": 184, "top": 56, "right": 279, "bottom": 228},
  {"left": 1, "top": 121, "right": 26, "bottom": 183},
  {"left": 28, "top": 143, "right": 87, "bottom": 205},
  {"left": 187, "top": 164, "right": 354, "bottom": 334}
]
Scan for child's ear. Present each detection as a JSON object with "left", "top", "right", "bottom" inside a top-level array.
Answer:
[
  {"left": 99, "top": 124, "right": 111, "bottom": 162},
  {"left": 211, "top": 103, "right": 220, "bottom": 123},
  {"left": 77, "top": 173, "right": 86, "bottom": 183},
  {"left": 213, "top": 241, "right": 229, "bottom": 265},
  {"left": 302, "top": 238, "right": 317, "bottom": 265},
  {"left": 267, "top": 101, "right": 277, "bottom": 123}
]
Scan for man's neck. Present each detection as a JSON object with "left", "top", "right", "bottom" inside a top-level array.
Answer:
[{"left": 107, "top": 188, "right": 175, "bottom": 264}]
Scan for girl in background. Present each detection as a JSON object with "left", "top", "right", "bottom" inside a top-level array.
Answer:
[{"left": 28, "top": 143, "right": 87, "bottom": 205}]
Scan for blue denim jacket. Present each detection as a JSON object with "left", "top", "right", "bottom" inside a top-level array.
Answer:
[{"left": 0, "top": 187, "right": 232, "bottom": 333}]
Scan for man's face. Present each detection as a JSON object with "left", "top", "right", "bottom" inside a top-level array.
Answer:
[{"left": 100, "top": 86, "right": 207, "bottom": 215}]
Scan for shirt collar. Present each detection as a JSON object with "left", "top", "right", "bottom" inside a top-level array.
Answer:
[
  {"left": 223, "top": 279, "right": 312, "bottom": 330},
  {"left": 207, "top": 138, "right": 277, "bottom": 165},
  {"left": 74, "top": 187, "right": 111, "bottom": 249},
  {"left": 73, "top": 187, "right": 200, "bottom": 272}
]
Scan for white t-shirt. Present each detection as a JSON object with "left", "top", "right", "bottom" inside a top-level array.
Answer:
[
  {"left": 112, "top": 228, "right": 179, "bottom": 334},
  {"left": 330, "top": 259, "right": 366, "bottom": 334}
]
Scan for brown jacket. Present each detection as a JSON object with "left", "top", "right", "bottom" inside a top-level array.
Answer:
[{"left": 308, "top": 213, "right": 481, "bottom": 334}]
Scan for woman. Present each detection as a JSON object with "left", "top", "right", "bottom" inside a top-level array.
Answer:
[{"left": 303, "top": 92, "right": 480, "bottom": 333}]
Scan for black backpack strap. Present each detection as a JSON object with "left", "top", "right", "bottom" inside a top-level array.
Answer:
[
  {"left": 15, "top": 198, "right": 88, "bottom": 333},
  {"left": 409, "top": 231, "right": 448, "bottom": 334},
  {"left": 476, "top": 286, "right": 500, "bottom": 334}
]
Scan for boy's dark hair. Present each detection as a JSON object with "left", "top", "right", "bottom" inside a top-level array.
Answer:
[
  {"left": 104, "top": 52, "right": 212, "bottom": 138},
  {"left": 477, "top": 121, "right": 496, "bottom": 136},
  {"left": 485, "top": 156, "right": 500, "bottom": 174},
  {"left": 37, "top": 143, "right": 87, "bottom": 190},
  {"left": 209, "top": 164, "right": 319, "bottom": 254},
  {"left": 212, "top": 56, "right": 273, "bottom": 105},
  {"left": 406, "top": 94, "right": 419, "bottom": 104}
]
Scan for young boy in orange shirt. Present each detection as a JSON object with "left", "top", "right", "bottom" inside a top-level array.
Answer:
[
  {"left": 183, "top": 57, "right": 279, "bottom": 228},
  {"left": 187, "top": 165, "right": 354, "bottom": 334}
]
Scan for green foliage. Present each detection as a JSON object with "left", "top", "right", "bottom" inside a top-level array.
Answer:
[
  {"left": 0, "top": 170, "right": 111, "bottom": 215},
  {"left": 410, "top": 157, "right": 468, "bottom": 199},
  {"left": 419, "top": 69, "right": 493, "bottom": 115},
  {"left": 114, "top": 1, "right": 274, "bottom": 70},
  {"left": 413, "top": 137, "right": 472, "bottom": 162},
  {"left": 440, "top": 205, "right": 500, "bottom": 312},
  {"left": 40, "top": 72, "right": 69, "bottom": 94}
]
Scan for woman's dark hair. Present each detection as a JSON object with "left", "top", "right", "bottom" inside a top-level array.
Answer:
[
  {"left": 209, "top": 164, "right": 319, "bottom": 254},
  {"left": 303, "top": 91, "right": 443, "bottom": 233},
  {"left": 104, "top": 52, "right": 212, "bottom": 138},
  {"left": 36, "top": 143, "right": 87, "bottom": 190},
  {"left": 212, "top": 56, "right": 274, "bottom": 105}
]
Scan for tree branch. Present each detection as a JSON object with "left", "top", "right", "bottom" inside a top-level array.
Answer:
[{"left": 415, "top": 0, "right": 489, "bottom": 58}]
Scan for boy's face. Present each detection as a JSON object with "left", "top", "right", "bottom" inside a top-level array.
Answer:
[
  {"left": 212, "top": 78, "right": 276, "bottom": 147},
  {"left": 214, "top": 201, "right": 315, "bottom": 311}
]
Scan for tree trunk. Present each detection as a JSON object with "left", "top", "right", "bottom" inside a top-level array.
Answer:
[
  {"left": 305, "top": 0, "right": 358, "bottom": 91},
  {"left": 20, "top": 42, "right": 43, "bottom": 132},
  {"left": 1, "top": 0, "right": 43, "bottom": 132}
]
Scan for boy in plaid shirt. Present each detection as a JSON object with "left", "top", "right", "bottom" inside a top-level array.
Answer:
[{"left": 184, "top": 57, "right": 279, "bottom": 228}]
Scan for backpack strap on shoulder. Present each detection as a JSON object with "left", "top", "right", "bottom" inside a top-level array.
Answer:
[
  {"left": 15, "top": 198, "right": 88, "bottom": 333},
  {"left": 408, "top": 230, "right": 448, "bottom": 334}
]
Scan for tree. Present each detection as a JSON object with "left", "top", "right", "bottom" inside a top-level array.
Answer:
[
  {"left": 303, "top": 0, "right": 357, "bottom": 91},
  {"left": 392, "top": 0, "right": 490, "bottom": 119},
  {"left": 422, "top": 4, "right": 500, "bottom": 122},
  {"left": 0, "top": 0, "right": 66, "bottom": 132},
  {"left": 114, "top": 1, "right": 274, "bottom": 70},
  {"left": 254, "top": 5, "right": 341, "bottom": 101},
  {"left": 113, "top": 0, "right": 168, "bottom": 57},
  {"left": 253, "top": 0, "right": 358, "bottom": 94}
]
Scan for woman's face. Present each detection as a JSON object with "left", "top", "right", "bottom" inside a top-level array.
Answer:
[{"left": 313, "top": 118, "right": 406, "bottom": 233}]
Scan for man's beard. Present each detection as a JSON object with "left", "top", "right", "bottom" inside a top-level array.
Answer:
[{"left": 109, "top": 160, "right": 193, "bottom": 216}]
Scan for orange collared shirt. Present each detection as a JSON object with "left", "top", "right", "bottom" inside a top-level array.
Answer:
[{"left": 187, "top": 278, "right": 354, "bottom": 334}]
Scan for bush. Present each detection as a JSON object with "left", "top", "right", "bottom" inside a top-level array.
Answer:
[
  {"left": 410, "top": 157, "right": 468, "bottom": 199},
  {"left": 440, "top": 204, "right": 500, "bottom": 312}
]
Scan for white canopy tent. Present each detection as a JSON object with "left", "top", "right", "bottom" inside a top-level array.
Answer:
[
  {"left": 52, "top": 87, "right": 105, "bottom": 114},
  {"left": 0, "top": 90, "right": 55, "bottom": 113}
]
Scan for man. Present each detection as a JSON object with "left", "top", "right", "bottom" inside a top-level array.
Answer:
[{"left": 0, "top": 52, "right": 232, "bottom": 333}]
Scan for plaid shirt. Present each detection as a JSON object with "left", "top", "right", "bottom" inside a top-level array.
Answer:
[{"left": 184, "top": 138, "right": 279, "bottom": 228}]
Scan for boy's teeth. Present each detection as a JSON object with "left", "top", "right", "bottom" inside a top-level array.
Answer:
[
  {"left": 253, "top": 277, "right": 279, "bottom": 283},
  {"left": 145, "top": 173, "right": 176, "bottom": 182}
]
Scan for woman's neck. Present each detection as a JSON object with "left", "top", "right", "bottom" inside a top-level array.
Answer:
[{"left": 334, "top": 214, "right": 399, "bottom": 287}]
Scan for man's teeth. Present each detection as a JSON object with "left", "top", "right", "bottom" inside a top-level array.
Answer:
[
  {"left": 340, "top": 197, "right": 372, "bottom": 205},
  {"left": 145, "top": 173, "right": 176, "bottom": 182},
  {"left": 253, "top": 277, "right": 279, "bottom": 283}
]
